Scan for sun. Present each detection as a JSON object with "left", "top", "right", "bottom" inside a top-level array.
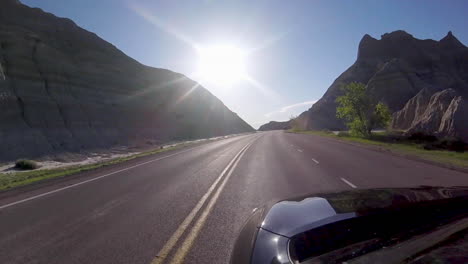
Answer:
[{"left": 196, "top": 45, "right": 247, "bottom": 85}]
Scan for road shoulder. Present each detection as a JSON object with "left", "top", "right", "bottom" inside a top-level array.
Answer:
[
  {"left": 0, "top": 133, "right": 254, "bottom": 203},
  {"left": 287, "top": 131, "right": 468, "bottom": 174}
]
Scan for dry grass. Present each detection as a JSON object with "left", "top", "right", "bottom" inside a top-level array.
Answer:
[
  {"left": 0, "top": 145, "right": 183, "bottom": 190},
  {"left": 288, "top": 130, "right": 468, "bottom": 169}
]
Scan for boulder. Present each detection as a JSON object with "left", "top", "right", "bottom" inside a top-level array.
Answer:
[
  {"left": 391, "top": 87, "right": 439, "bottom": 130},
  {"left": 406, "top": 89, "right": 458, "bottom": 135},
  {"left": 394, "top": 88, "right": 468, "bottom": 141},
  {"left": 439, "top": 96, "right": 468, "bottom": 141}
]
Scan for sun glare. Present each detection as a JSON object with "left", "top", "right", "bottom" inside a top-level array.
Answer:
[{"left": 196, "top": 45, "right": 247, "bottom": 85}]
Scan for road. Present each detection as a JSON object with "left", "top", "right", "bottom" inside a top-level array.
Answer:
[{"left": 0, "top": 131, "right": 467, "bottom": 264}]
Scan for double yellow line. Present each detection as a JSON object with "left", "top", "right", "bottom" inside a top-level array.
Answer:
[{"left": 151, "top": 137, "right": 259, "bottom": 264}]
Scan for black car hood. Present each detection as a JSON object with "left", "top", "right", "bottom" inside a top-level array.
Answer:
[
  {"left": 261, "top": 186, "right": 468, "bottom": 237},
  {"left": 231, "top": 186, "right": 468, "bottom": 264}
]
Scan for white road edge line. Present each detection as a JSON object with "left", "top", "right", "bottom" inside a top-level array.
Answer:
[
  {"left": 340, "top": 177, "right": 357, "bottom": 188},
  {"left": 169, "top": 137, "right": 258, "bottom": 264},
  {"left": 312, "top": 158, "right": 319, "bottom": 164},
  {"left": 0, "top": 144, "right": 210, "bottom": 210},
  {"left": 151, "top": 137, "right": 259, "bottom": 264}
]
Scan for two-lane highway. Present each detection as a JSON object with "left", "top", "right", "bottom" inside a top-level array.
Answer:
[{"left": 0, "top": 131, "right": 467, "bottom": 264}]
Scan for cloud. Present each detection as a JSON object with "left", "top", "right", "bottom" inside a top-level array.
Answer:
[
  {"left": 265, "top": 100, "right": 317, "bottom": 118},
  {"left": 279, "top": 100, "right": 317, "bottom": 113}
]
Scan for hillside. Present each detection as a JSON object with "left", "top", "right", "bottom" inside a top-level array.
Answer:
[
  {"left": 0, "top": 0, "right": 254, "bottom": 161},
  {"left": 295, "top": 30, "right": 468, "bottom": 141},
  {"left": 258, "top": 121, "right": 291, "bottom": 131}
]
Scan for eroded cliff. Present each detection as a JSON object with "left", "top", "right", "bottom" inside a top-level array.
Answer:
[
  {"left": 295, "top": 30, "right": 468, "bottom": 140},
  {"left": 0, "top": 0, "right": 254, "bottom": 161}
]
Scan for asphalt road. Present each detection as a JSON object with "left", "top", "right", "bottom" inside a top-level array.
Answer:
[{"left": 0, "top": 131, "right": 467, "bottom": 264}]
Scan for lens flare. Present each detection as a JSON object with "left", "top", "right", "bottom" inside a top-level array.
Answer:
[{"left": 196, "top": 45, "right": 247, "bottom": 85}]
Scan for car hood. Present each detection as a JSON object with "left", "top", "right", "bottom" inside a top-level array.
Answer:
[
  {"left": 260, "top": 186, "right": 468, "bottom": 237},
  {"left": 230, "top": 186, "right": 468, "bottom": 264}
]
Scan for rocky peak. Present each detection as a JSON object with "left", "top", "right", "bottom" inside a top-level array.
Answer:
[
  {"left": 381, "top": 30, "right": 414, "bottom": 40},
  {"left": 361, "top": 34, "right": 377, "bottom": 42},
  {"left": 357, "top": 30, "right": 417, "bottom": 61},
  {"left": 357, "top": 34, "right": 378, "bottom": 59},
  {"left": 296, "top": 29, "right": 468, "bottom": 140},
  {"left": 439, "top": 31, "right": 465, "bottom": 49}
]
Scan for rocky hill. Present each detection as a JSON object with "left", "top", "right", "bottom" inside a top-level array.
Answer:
[
  {"left": 295, "top": 30, "right": 468, "bottom": 141},
  {"left": 0, "top": 0, "right": 254, "bottom": 161},
  {"left": 258, "top": 120, "right": 291, "bottom": 131}
]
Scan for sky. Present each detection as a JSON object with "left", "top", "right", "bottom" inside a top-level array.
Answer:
[{"left": 21, "top": 0, "right": 468, "bottom": 128}]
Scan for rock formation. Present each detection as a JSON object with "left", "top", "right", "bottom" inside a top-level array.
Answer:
[
  {"left": 0, "top": 0, "right": 254, "bottom": 161},
  {"left": 295, "top": 30, "right": 468, "bottom": 141},
  {"left": 258, "top": 121, "right": 291, "bottom": 131}
]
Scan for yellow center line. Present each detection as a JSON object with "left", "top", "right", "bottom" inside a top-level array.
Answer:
[
  {"left": 169, "top": 138, "right": 258, "bottom": 264},
  {"left": 151, "top": 137, "right": 258, "bottom": 264}
]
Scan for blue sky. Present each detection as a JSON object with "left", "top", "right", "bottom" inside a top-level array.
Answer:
[{"left": 22, "top": 0, "right": 468, "bottom": 128}]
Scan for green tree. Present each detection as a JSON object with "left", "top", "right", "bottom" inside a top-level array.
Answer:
[{"left": 336, "top": 82, "right": 391, "bottom": 137}]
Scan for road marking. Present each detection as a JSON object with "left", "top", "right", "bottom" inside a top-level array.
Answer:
[
  {"left": 297, "top": 149, "right": 303, "bottom": 152},
  {"left": 169, "top": 138, "right": 257, "bottom": 264},
  {"left": 151, "top": 137, "right": 258, "bottom": 264},
  {"left": 340, "top": 177, "right": 357, "bottom": 188},
  {"left": 0, "top": 144, "right": 213, "bottom": 210},
  {"left": 312, "top": 158, "right": 319, "bottom": 164}
]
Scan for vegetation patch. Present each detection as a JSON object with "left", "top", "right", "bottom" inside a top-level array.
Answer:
[
  {"left": 285, "top": 81, "right": 467, "bottom": 169},
  {"left": 0, "top": 145, "right": 185, "bottom": 191},
  {"left": 288, "top": 130, "right": 468, "bottom": 169},
  {"left": 15, "top": 159, "right": 39, "bottom": 170},
  {"left": 336, "top": 82, "right": 391, "bottom": 138}
]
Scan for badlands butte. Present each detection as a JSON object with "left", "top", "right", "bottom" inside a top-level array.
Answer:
[
  {"left": 0, "top": 0, "right": 254, "bottom": 162},
  {"left": 261, "top": 30, "right": 468, "bottom": 143}
]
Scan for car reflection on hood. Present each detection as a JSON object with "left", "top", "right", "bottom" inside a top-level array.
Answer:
[{"left": 230, "top": 186, "right": 468, "bottom": 264}]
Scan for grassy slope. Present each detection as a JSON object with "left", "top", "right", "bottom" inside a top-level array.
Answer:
[
  {"left": 0, "top": 145, "right": 183, "bottom": 191},
  {"left": 289, "top": 130, "right": 468, "bottom": 169}
]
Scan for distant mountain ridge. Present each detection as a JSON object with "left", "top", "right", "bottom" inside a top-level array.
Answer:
[
  {"left": 0, "top": 0, "right": 254, "bottom": 161},
  {"left": 258, "top": 120, "right": 291, "bottom": 131},
  {"left": 292, "top": 30, "right": 468, "bottom": 141}
]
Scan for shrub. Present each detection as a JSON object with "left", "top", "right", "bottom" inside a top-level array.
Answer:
[
  {"left": 408, "top": 132, "right": 438, "bottom": 143},
  {"left": 371, "top": 131, "right": 405, "bottom": 143},
  {"left": 337, "top": 131, "right": 350, "bottom": 137},
  {"left": 423, "top": 143, "right": 438, "bottom": 151},
  {"left": 423, "top": 138, "right": 467, "bottom": 152},
  {"left": 15, "top": 159, "right": 39, "bottom": 170},
  {"left": 448, "top": 139, "right": 468, "bottom": 152}
]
